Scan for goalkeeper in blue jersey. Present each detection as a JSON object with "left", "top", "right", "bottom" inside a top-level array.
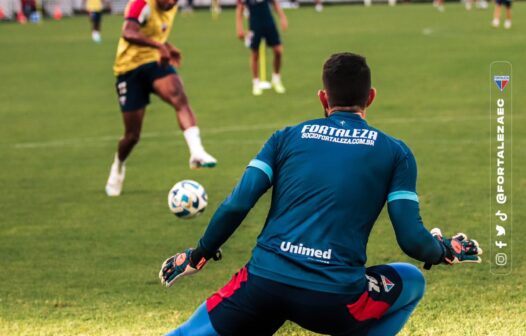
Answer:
[{"left": 160, "top": 52, "right": 483, "bottom": 336}]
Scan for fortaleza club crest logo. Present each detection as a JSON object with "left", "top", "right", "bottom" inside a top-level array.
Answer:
[
  {"left": 494, "top": 75, "right": 510, "bottom": 92},
  {"left": 381, "top": 275, "right": 395, "bottom": 293}
]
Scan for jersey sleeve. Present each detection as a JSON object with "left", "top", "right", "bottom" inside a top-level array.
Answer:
[
  {"left": 125, "top": 0, "right": 150, "bottom": 25},
  {"left": 387, "top": 141, "right": 444, "bottom": 264},
  {"left": 247, "top": 131, "right": 280, "bottom": 184},
  {"left": 198, "top": 161, "right": 272, "bottom": 255},
  {"left": 387, "top": 141, "right": 419, "bottom": 204}
]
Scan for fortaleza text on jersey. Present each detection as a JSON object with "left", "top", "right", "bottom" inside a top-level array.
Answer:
[{"left": 301, "top": 124, "right": 378, "bottom": 146}]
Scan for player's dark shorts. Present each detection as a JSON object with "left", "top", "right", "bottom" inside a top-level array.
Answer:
[
  {"left": 115, "top": 61, "right": 176, "bottom": 112},
  {"left": 89, "top": 11, "right": 102, "bottom": 24},
  {"left": 495, "top": 0, "right": 511, "bottom": 7},
  {"left": 206, "top": 264, "right": 403, "bottom": 336},
  {"left": 249, "top": 24, "right": 281, "bottom": 50}
]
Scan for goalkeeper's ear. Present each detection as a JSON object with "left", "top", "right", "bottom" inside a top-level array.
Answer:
[
  {"left": 318, "top": 90, "right": 330, "bottom": 116},
  {"left": 365, "top": 87, "right": 376, "bottom": 109}
]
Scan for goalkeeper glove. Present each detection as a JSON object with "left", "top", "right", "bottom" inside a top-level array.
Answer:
[
  {"left": 159, "top": 247, "right": 222, "bottom": 288},
  {"left": 431, "top": 228, "right": 483, "bottom": 265}
]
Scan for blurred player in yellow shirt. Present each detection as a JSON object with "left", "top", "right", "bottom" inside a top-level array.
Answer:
[
  {"left": 105, "top": 0, "right": 217, "bottom": 197},
  {"left": 85, "top": 0, "right": 105, "bottom": 43}
]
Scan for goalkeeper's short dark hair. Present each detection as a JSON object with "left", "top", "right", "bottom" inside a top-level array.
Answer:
[{"left": 322, "top": 53, "right": 371, "bottom": 108}]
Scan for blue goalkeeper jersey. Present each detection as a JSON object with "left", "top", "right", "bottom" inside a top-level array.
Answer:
[
  {"left": 246, "top": 112, "right": 420, "bottom": 294},
  {"left": 198, "top": 111, "right": 443, "bottom": 295}
]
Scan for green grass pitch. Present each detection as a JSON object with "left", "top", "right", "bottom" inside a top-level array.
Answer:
[{"left": 0, "top": 3, "right": 525, "bottom": 335}]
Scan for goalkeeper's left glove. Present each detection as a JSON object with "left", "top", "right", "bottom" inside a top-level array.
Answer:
[
  {"left": 431, "top": 228, "right": 483, "bottom": 265},
  {"left": 159, "top": 247, "right": 221, "bottom": 288}
]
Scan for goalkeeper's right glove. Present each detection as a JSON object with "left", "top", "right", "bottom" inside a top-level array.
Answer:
[
  {"left": 159, "top": 247, "right": 222, "bottom": 288},
  {"left": 431, "top": 228, "right": 483, "bottom": 265}
]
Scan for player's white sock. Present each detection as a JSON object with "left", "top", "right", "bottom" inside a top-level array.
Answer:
[
  {"left": 184, "top": 126, "right": 217, "bottom": 168},
  {"left": 184, "top": 126, "right": 206, "bottom": 155},
  {"left": 252, "top": 78, "right": 263, "bottom": 96},
  {"left": 271, "top": 73, "right": 286, "bottom": 94},
  {"left": 105, "top": 153, "right": 125, "bottom": 196},
  {"left": 504, "top": 19, "right": 512, "bottom": 29},
  {"left": 92, "top": 31, "right": 101, "bottom": 43},
  {"left": 492, "top": 18, "right": 500, "bottom": 27}
]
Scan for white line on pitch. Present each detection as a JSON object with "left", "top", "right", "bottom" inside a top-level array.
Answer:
[{"left": 8, "top": 114, "right": 521, "bottom": 149}]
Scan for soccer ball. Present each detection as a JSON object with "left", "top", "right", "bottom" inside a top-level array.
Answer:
[{"left": 167, "top": 180, "right": 208, "bottom": 219}]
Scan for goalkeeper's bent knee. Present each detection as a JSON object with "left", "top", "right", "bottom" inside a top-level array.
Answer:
[{"left": 388, "top": 262, "right": 426, "bottom": 311}]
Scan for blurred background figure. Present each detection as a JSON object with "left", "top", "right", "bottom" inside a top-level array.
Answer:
[
  {"left": 464, "top": 0, "right": 488, "bottom": 10},
  {"left": 181, "top": 0, "right": 193, "bottom": 14},
  {"left": 85, "top": 0, "right": 105, "bottom": 42},
  {"left": 21, "top": 0, "right": 40, "bottom": 22},
  {"left": 236, "top": 0, "right": 288, "bottom": 95},
  {"left": 211, "top": 0, "right": 221, "bottom": 18},
  {"left": 432, "top": 0, "right": 445, "bottom": 12},
  {"left": 315, "top": 0, "right": 323, "bottom": 12},
  {"left": 492, "top": 0, "right": 512, "bottom": 28}
]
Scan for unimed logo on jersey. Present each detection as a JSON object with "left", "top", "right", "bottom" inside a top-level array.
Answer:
[
  {"left": 494, "top": 75, "right": 510, "bottom": 92},
  {"left": 280, "top": 241, "right": 332, "bottom": 262},
  {"left": 301, "top": 124, "right": 377, "bottom": 146}
]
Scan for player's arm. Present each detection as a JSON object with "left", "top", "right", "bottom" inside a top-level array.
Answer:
[
  {"left": 160, "top": 133, "right": 279, "bottom": 287},
  {"left": 164, "top": 42, "right": 182, "bottom": 67},
  {"left": 388, "top": 198, "right": 444, "bottom": 264},
  {"left": 387, "top": 142, "right": 482, "bottom": 266},
  {"left": 160, "top": 166, "right": 272, "bottom": 287},
  {"left": 121, "top": 0, "right": 171, "bottom": 66},
  {"left": 235, "top": 0, "right": 245, "bottom": 39},
  {"left": 271, "top": 0, "right": 288, "bottom": 31},
  {"left": 121, "top": 20, "right": 170, "bottom": 66}
]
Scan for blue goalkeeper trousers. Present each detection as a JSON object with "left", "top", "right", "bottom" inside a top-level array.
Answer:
[{"left": 166, "top": 262, "right": 425, "bottom": 336}]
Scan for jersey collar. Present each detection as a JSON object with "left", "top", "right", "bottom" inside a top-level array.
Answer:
[{"left": 329, "top": 111, "right": 368, "bottom": 125}]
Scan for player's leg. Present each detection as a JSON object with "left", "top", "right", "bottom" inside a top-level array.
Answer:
[
  {"left": 249, "top": 31, "right": 263, "bottom": 96},
  {"left": 152, "top": 73, "right": 217, "bottom": 169},
  {"left": 314, "top": 0, "right": 323, "bottom": 12},
  {"left": 503, "top": 1, "right": 512, "bottom": 28},
  {"left": 251, "top": 49, "right": 261, "bottom": 94},
  {"left": 433, "top": 0, "right": 445, "bottom": 11},
  {"left": 266, "top": 26, "right": 285, "bottom": 94},
  {"left": 118, "top": 109, "right": 145, "bottom": 162},
  {"left": 271, "top": 45, "right": 282, "bottom": 79},
  {"left": 105, "top": 108, "right": 145, "bottom": 196},
  {"left": 106, "top": 66, "right": 151, "bottom": 196},
  {"left": 366, "top": 263, "right": 426, "bottom": 335},
  {"left": 270, "top": 45, "right": 285, "bottom": 93},
  {"left": 91, "top": 12, "right": 102, "bottom": 43},
  {"left": 492, "top": 3, "right": 502, "bottom": 27},
  {"left": 165, "top": 267, "right": 285, "bottom": 336},
  {"left": 211, "top": 0, "right": 221, "bottom": 19}
]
